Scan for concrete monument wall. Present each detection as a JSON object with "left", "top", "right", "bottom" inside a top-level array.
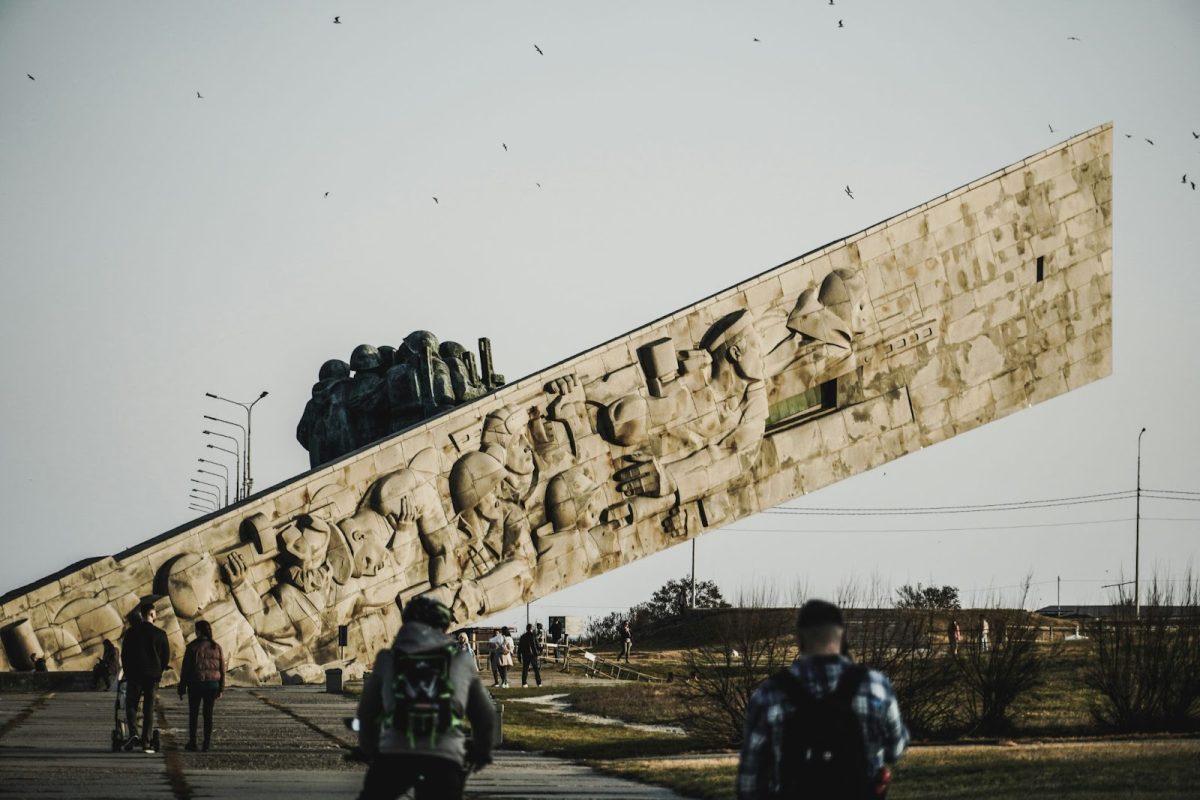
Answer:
[{"left": 0, "top": 125, "right": 1112, "bottom": 684}]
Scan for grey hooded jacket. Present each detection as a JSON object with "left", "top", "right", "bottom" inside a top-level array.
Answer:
[{"left": 356, "top": 622, "right": 495, "bottom": 765}]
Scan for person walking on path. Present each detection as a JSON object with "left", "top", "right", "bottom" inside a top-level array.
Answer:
[
  {"left": 948, "top": 618, "right": 961, "bottom": 656},
  {"left": 619, "top": 621, "right": 633, "bottom": 663},
  {"left": 518, "top": 624, "right": 543, "bottom": 688},
  {"left": 487, "top": 630, "right": 504, "bottom": 686},
  {"left": 178, "top": 619, "right": 225, "bottom": 752},
  {"left": 353, "top": 596, "right": 496, "bottom": 800},
  {"left": 92, "top": 639, "right": 120, "bottom": 690},
  {"left": 120, "top": 602, "right": 170, "bottom": 753},
  {"left": 737, "top": 599, "right": 909, "bottom": 799},
  {"left": 496, "top": 626, "right": 515, "bottom": 688}
]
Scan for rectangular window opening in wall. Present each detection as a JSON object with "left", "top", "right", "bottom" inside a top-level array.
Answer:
[
  {"left": 766, "top": 378, "right": 839, "bottom": 434},
  {"left": 1036, "top": 255, "right": 1045, "bottom": 282}
]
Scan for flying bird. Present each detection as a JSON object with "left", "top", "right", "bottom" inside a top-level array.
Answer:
[
  {"left": 26, "top": 73, "right": 35, "bottom": 81},
  {"left": 753, "top": 37, "right": 761, "bottom": 42},
  {"left": 1192, "top": 132, "right": 1198, "bottom": 139},
  {"left": 502, "top": 143, "right": 508, "bottom": 151},
  {"left": 536, "top": 183, "right": 542, "bottom": 188},
  {"left": 838, "top": 19, "right": 844, "bottom": 28},
  {"left": 534, "top": 44, "right": 543, "bottom": 55},
  {"left": 1184, "top": 174, "right": 1189, "bottom": 185},
  {"left": 432, "top": 197, "right": 439, "bottom": 204},
  {"left": 1048, "top": 124, "right": 1055, "bottom": 133},
  {"left": 1124, "top": 134, "right": 1132, "bottom": 138},
  {"left": 1192, "top": 182, "right": 1196, "bottom": 191},
  {"left": 196, "top": 91, "right": 204, "bottom": 99},
  {"left": 324, "top": 191, "right": 330, "bottom": 197},
  {"left": 333, "top": 16, "right": 341, "bottom": 24},
  {"left": 844, "top": 185, "right": 854, "bottom": 199},
  {"left": 830, "top": 0, "right": 835, "bottom": 5},
  {"left": 1145, "top": 138, "right": 1154, "bottom": 145},
  {"left": 1067, "top": 36, "right": 1080, "bottom": 41}
]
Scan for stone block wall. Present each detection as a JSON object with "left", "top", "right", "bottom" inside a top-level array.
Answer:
[{"left": 0, "top": 125, "right": 1112, "bottom": 683}]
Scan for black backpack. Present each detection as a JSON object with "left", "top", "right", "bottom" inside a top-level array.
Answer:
[
  {"left": 773, "top": 664, "right": 872, "bottom": 799},
  {"left": 388, "top": 645, "right": 464, "bottom": 747}
]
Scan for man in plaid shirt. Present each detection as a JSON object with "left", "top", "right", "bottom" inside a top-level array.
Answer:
[{"left": 737, "top": 600, "right": 909, "bottom": 799}]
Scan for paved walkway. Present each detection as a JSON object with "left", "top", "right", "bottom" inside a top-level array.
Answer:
[{"left": 0, "top": 687, "right": 686, "bottom": 799}]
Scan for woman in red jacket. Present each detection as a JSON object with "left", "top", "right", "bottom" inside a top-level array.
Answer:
[{"left": 178, "top": 619, "right": 225, "bottom": 751}]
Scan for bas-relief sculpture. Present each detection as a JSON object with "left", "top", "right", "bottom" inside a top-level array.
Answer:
[
  {"left": 296, "top": 333, "right": 506, "bottom": 468},
  {"left": 0, "top": 126, "right": 1114, "bottom": 683}
]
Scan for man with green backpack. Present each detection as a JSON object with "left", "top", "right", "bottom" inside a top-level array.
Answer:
[{"left": 354, "top": 595, "right": 496, "bottom": 800}]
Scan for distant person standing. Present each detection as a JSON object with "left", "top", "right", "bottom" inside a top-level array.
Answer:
[
  {"left": 456, "top": 632, "right": 476, "bottom": 663},
  {"left": 979, "top": 616, "right": 990, "bottom": 652},
  {"left": 549, "top": 618, "right": 564, "bottom": 662},
  {"left": 948, "top": 619, "right": 961, "bottom": 656},
  {"left": 518, "top": 624, "right": 543, "bottom": 688},
  {"left": 619, "top": 621, "right": 633, "bottom": 663},
  {"left": 178, "top": 620, "right": 225, "bottom": 752},
  {"left": 496, "top": 627, "right": 515, "bottom": 689},
  {"left": 93, "top": 639, "right": 120, "bottom": 690},
  {"left": 487, "top": 630, "right": 504, "bottom": 686},
  {"left": 121, "top": 602, "right": 170, "bottom": 753},
  {"left": 737, "top": 599, "right": 908, "bottom": 799}
]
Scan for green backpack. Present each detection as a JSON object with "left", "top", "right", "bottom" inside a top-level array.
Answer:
[{"left": 387, "top": 645, "right": 464, "bottom": 747}]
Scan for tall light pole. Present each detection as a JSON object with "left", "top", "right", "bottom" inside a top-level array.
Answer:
[
  {"left": 191, "top": 479, "right": 223, "bottom": 506},
  {"left": 205, "top": 390, "right": 268, "bottom": 498},
  {"left": 203, "top": 432, "right": 242, "bottom": 501},
  {"left": 198, "top": 458, "right": 230, "bottom": 492},
  {"left": 1135, "top": 427, "right": 1147, "bottom": 618},
  {"left": 189, "top": 489, "right": 219, "bottom": 508},
  {"left": 198, "top": 468, "right": 229, "bottom": 506},
  {"left": 204, "top": 415, "right": 247, "bottom": 498}
]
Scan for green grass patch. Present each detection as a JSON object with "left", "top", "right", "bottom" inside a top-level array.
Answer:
[{"left": 595, "top": 739, "right": 1200, "bottom": 800}]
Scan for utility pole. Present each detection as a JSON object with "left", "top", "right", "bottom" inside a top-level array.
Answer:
[
  {"left": 1135, "top": 427, "right": 1146, "bottom": 618},
  {"left": 690, "top": 538, "right": 697, "bottom": 609},
  {"left": 1056, "top": 575, "right": 1061, "bottom": 615}
]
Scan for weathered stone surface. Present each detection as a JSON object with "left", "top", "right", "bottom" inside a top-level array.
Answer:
[{"left": 0, "top": 126, "right": 1113, "bottom": 684}]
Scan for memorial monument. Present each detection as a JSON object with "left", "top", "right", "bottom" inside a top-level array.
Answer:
[{"left": 0, "top": 125, "right": 1113, "bottom": 684}]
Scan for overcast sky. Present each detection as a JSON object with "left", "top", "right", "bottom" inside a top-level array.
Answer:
[{"left": 1, "top": 1, "right": 1197, "bottom": 625}]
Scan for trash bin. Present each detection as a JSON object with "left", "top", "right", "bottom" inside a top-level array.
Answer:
[{"left": 325, "top": 668, "right": 343, "bottom": 694}]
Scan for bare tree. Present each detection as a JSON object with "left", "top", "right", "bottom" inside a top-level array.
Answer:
[
  {"left": 678, "top": 583, "right": 797, "bottom": 745},
  {"left": 841, "top": 577, "right": 964, "bottom": 738},
  {"left": 954, "top": 578, "right": 1050, "bottom": 735},
  {"left": 1086, "top": 573, "right": 1200, "bottom": 731}
]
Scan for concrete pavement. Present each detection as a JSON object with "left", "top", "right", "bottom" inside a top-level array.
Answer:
[{"left": 0, "top": 687, "right": 686, "bottom": 799}]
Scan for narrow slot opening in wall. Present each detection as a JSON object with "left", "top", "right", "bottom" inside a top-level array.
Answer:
[{"left": 1036, "top": 255, "right": 1045, "bottom": 282}]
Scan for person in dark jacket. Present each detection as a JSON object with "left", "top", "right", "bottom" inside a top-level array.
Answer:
[
  {"left": 121, "top": 602, "right": 170, "bottom": 753},
  {"left": 178, "top": 619, "right": 225, "bottom": 752},
  {"left": 517, "top": 624, "right": 542, "bottom": 688},
  {"left": 354, "top": 595, "right": 496, "bottom": 800},
  {"left": 92, "top": 639, "right": 120, "bottom": 690}
]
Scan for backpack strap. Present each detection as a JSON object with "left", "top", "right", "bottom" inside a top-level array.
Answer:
[
  {"left": 832, "top": 665, "right": 868, "bottom": 705},
  {"left": 772, "top": 663, "right": 868, "bottom": 707}
]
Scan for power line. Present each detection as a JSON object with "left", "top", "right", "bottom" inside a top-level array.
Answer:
[
  {"left": 769, "top": 492, "right": 1137, "bottom": 516},
  {"left": 726, "top": 517, "right": 1133, "bottom": 535},
  {"left": 1145, "top": 488, "right": 1200, "bottom": 497}
]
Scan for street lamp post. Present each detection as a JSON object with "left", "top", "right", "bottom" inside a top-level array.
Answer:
[
  {"left": 198, "top": 458, "right": 230, "bottom": 495},
  {"left": 198, "top": 468, "right": 229, "bottom": 507},
  {"left": 191, "top": 479, "right": 223, "bottom": 506},
  {"left": 189, "top": 503, "right": 214, "bottom": 514},
  {"left": 189, "top": 489, "right": 219, "bottom": 508},
  {"left": 1135, "top": 427, "right": 1147, "bottom": 618},
  {"left": 203, "top": 432, "right": 242, "bottom": 501},
  {"left": 205, "top": 391, "right": 268, "bottom": 499},
  {"left": 203, "top": 415, "right": 247, "bottom": 498}
]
